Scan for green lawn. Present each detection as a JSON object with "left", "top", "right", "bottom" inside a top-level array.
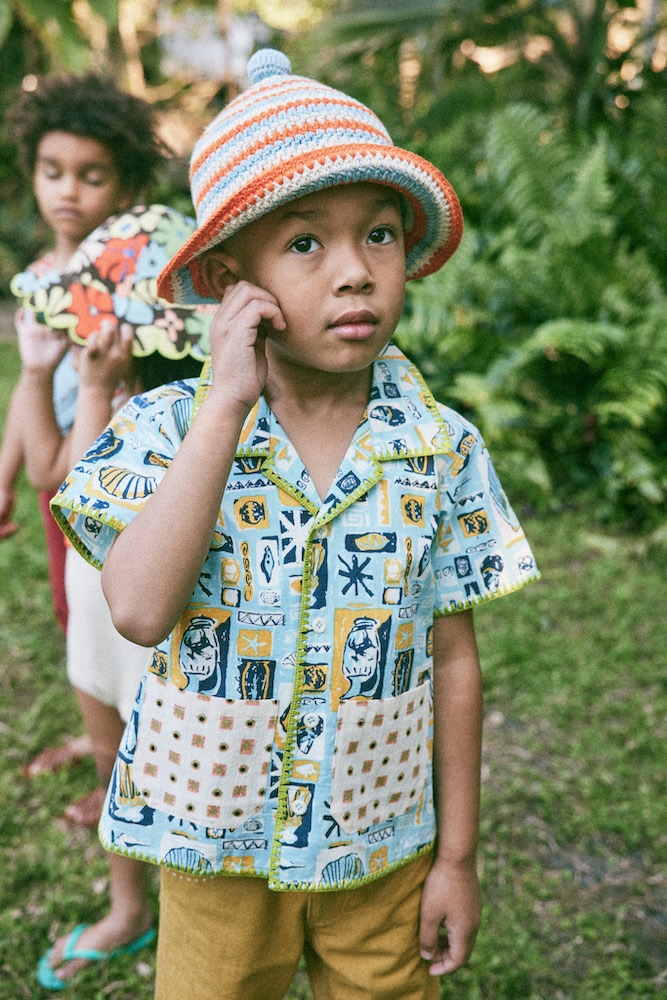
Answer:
[{"left": 1, "top": 340, "right": 664, "bottom": 999}]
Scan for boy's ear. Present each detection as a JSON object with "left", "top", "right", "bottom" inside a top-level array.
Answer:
[{"left": 199, "top": 248, "right": 241, "bottom": 299}]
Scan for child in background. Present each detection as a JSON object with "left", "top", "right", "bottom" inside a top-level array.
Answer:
[
  {"left": 17, "top": 309, "right": 202, "bottom": 989},
  {"left": 51, "top": 50, "right": 540, "bottom": 999},
  {"left": 0, "top": 71, "right": 168, "bottom": 796}
]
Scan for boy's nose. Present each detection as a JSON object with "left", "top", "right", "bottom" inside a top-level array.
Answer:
[{"left": 334, "top": 246, "right": 375, "bottom": 294}]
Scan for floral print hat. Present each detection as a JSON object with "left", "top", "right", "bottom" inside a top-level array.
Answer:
[{"left": 11, "top": 204, "right": 213, "bottom": 360}]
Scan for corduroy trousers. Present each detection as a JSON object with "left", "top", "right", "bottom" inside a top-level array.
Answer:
[{"left": 155, "top": 852, "right": 440, "bottom": 1000}]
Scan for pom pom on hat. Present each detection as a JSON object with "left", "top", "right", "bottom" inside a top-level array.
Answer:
[
  {"left": 246, "top": 48, "right": 292, "bottom": 83},
  {"left": 158, "top": 49, "right": 463, "bottom": 305}
]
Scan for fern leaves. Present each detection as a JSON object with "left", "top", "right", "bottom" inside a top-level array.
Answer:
[{"left": 396, "top": 104, "right": 667, "bottom": 529}]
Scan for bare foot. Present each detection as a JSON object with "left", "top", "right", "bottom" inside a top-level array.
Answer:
[
  {"left": 63, "top": 786, "right": 106, "bottom": 828},
  {"left": 23, "top": 733, "right": 92, "bottom": 778},
  {"left": 39, "top": 912, "right": 155, "bottom": 987}
]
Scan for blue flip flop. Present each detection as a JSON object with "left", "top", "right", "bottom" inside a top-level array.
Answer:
[{"left": 37, "top": 923, "right": 156, "bottom": 990}]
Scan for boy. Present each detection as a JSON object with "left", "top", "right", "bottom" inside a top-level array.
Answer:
[{"left": 51, "top": 49, "right": 539, "bottom": 999}]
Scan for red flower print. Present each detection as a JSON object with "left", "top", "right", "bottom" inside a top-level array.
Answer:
[
  {"left": 95, "top": 234, "right": 150, "bottom": 284},
  {"left": 67, "top": 281, "right": 116, "bottom": 341}
]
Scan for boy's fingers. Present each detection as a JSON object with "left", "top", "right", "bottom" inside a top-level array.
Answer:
[
  {"left": 251, "top": 302, "right": 285, "bottom": 334},
  {"left": 420, "top": 930, "right": 467, "bottom": 976},
  {"left": 214, "top": 280, "right": 286, "bottom": 334},
  {"left": 418, "top": 905, "right": 439, "bottom": 958}
]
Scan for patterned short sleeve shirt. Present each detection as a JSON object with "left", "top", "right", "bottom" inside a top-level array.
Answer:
[{"left": 51, "top": 344, "right": 539, "bottom": 890}]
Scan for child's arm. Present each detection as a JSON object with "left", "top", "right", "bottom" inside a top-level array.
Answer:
[
  {"left": 66, "top": 324, "right": 134, "bottom": 471},
  {"left": 419, "top": 609, "right": 483, "bottom": 976},
  {"left": 17, "top": 311, "right": 134, "bottom": 493},
  {"left": 15, "top": 307, "right": 71, "bottom": 494},
  {"left": 101, "top": 280, "right": 285, "bottom": 647}
]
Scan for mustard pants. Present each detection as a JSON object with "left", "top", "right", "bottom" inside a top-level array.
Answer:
[{"left": 155, "top": 853, "right": 440, "bottom": 1000}]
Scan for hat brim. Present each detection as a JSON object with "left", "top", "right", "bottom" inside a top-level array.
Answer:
[
  {"left": 18, "top": 205, "right": 213, "bottom": 359},
  {"left": 157, "top": 145, "right": 462, "bottom": 305}
]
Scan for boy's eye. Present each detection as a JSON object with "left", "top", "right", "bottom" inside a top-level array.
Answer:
[
  {"left": 289, "top": 235, "right": 320, "bottom": 254},
  {"left": 368, "top": 225, "right": 396, "bottom": 245}
]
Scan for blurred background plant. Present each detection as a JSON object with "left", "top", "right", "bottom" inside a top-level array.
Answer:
[{"left": 0, "top": 0, "right": 666, "bottom": 539}]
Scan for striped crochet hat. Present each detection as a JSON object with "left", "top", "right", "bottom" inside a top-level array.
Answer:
[{"left": 158, "top": 49, "right": 463, "bottom": 305}]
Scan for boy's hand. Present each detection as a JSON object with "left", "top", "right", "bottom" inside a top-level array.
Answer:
[
  {"left": 419, "top": 855, "right": 481, "bottom": 976},
  {"left": 207, "top": 280, "right": 285, "bottom": 414},
  {"left": 78, "top": 321, "right": 134, "bottom": 396},
  {"left": 15, "top": 307, "right": 69, "bottom": 374}
]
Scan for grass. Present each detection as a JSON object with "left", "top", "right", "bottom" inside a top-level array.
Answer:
[{"left": 1, "top": 337, "right": 665, "bottom": 999}]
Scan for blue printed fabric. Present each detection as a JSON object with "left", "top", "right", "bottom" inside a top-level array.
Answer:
[
  {"left": 53, "top": 350, "right": 78, "bottom": 434},
  {"left": 51, "top": 344, "right": 539, "bottom": 890}
]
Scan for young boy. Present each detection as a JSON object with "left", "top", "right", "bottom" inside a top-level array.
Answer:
[{"left": 51, "top": 49, "right": 539, "bottom": 999}]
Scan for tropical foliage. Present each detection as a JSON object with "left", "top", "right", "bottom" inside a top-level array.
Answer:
[
  {"left": 0, "top": 0, "right": 666, "bottom": 537},
  {"left": 395, "top": 104, "right": 667, "bottom": 531}
]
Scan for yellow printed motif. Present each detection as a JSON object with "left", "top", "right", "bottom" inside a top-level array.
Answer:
[
  {"left": 377, "top": 478, "right": 391, "bottom": 526},
  {"left": 96, "top": 465, "right": 157, "bottom": 503},
  {"left": 384, "top": 558, "right": 402, "bottom": 584},
  {"left": 222, "top": 856, "right": 256, "bottom": 875},
  {"left": 369, "top": 845, "right": 389, "bottom": 873},
  {"left": 240, "top": 541, "right": 254, "bottom": 600},
  {"left": 352, "top": 532, "right": 392, "bottom": 551},
  {"left": 400, "top": 495, "right": 425, "bottom": 526},
  {"left": 395, "top": 622, "right": 414, "bottom": 651},
  {"left": 303, "top": 664, "right": 327, "bottom": 691},
  {"left": 457, "top": 509, "right": 490, "bottom": 537},
  {"left": 234, "top": 496, "right": 269, "bottom": 529},
  {"left": 221, "top": 558, "right": 240, "bottom": 585},
  {"left": 331, "top": 608, "right": 392, "bottom": 709},
  {"left": 237, "top": 629, "right": 272, "bottom": 657},
  {"left": 169, "top": 607, "right": 232, "bottom": 690}
]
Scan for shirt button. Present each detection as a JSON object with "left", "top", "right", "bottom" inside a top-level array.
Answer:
[
  {"left": 314, "top": 526, "right": 328, "bottom": 539},
  {"left": 311, "top": 617, "right": 326, "bottom": 633}
]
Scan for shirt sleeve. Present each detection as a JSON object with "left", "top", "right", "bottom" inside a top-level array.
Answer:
[
  {"left": 432, "top": 409, "right": 540, "bottom": 615},
  {"left": 53, "top": 350, "right": 79, "bottom": 435},
  {"left": 50, "top": 381, "right": 195, "bottom": 568}
]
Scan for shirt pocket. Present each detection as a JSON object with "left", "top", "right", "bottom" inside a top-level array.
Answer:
[
  {"left": 132, "top": 673, "right": 278, "bottom": 830},
  {"left": 329, "top": 680, "right": 430, "bottom": 834}
]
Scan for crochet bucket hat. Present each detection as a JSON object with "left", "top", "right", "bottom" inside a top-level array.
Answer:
[{"left": 157, "top": 48, "right": 463, "bottom": 305}]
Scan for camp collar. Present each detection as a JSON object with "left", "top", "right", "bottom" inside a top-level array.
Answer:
[{"left": 191, "top": 343, "right": 451, "bottom": 464}]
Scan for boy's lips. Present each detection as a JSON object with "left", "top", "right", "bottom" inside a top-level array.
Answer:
[{"left": 328, "top": 310, "right": 378, "bottom": 338}]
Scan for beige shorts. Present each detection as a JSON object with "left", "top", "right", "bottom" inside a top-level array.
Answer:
[
  {"left": 65, "top": 547, "right": 148, "bottom": 721},
  {"left": 156, "top": 853, "right": 439, "bottom": 1000}
]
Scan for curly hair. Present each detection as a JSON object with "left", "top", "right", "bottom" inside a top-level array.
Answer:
[{"left": 5, "top": 72, "right": 171, "bottom": 197}]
